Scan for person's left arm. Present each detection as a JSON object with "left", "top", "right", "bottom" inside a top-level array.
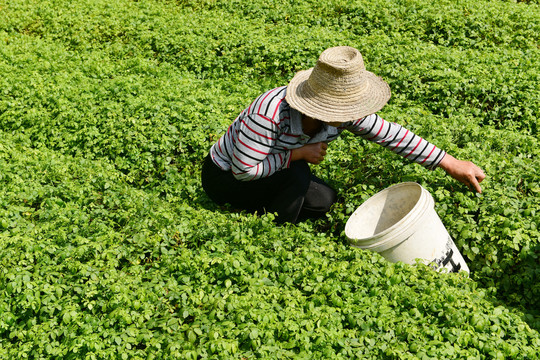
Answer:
[
  {"left": 346, "top": 114, "right": 486, "bottom": 192},
  {"left": 438, "top": 154, "right": 485, "bottom": 193},
  {"left": 346, "top": 114, "right": 445, "bottom": 169}
]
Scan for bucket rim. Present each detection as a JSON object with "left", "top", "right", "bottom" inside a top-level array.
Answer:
[{"left": 345, "top": 182, "right": 434, "bottom": 251}]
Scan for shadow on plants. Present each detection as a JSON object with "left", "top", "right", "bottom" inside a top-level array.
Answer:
[
  {"left": 490, "top": 242, "right": 540, "bottom": 332},
  {"left": 192, "top": 189, "right": 260, "bottom": 219}
]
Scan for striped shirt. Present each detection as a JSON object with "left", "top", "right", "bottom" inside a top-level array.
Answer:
[{"left": 210, "top": 86, "right": 446, "bottom": 181}]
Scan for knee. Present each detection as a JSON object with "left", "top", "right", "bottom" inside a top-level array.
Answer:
[
  {"left": 286, "top": 160, "right": 312, "bottom": 193},
  {"left": 318, "top": 186, "right": 338, "bottom": 212},
  {"left": 304, "top": 180, "right": 337, "bottom": 213}
]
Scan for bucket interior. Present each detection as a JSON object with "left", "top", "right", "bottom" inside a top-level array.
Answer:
[{"left": 347, "top": 183, "right": 423, "bottom": 239}]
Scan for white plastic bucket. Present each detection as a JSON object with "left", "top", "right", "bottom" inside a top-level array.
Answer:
[{"left": 345, "top": 182, "right": 469, "bottom": 273}]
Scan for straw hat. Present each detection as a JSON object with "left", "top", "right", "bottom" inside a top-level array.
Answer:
[{"left": 286, "top": 46, "right": 391, "bottom": 123}]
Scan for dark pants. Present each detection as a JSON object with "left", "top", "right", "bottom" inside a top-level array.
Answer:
[{"left": 201, "top": 155, "right": 337, "bottom": 224}]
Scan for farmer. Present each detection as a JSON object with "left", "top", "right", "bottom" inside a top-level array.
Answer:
[{"left": 201, "top": 46, "right": 485, "bottom": 224}]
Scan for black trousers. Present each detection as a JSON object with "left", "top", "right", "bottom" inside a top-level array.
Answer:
[{"left": 201, "top": 155, "right": 337, "bottom": 224}]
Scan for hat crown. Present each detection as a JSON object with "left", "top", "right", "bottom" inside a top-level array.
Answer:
[
  {"left": 318, "top": 46, "right": 365, "bottom": 73},
  {"left": 309, "top": 46, "right": 368, "bottom": 95}
]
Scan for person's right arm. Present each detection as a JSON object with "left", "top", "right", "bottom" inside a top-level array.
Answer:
[
  {"left": 230, "top": 114, "right": 292, "bottom": 181},
  {"left": 291, "top": 142, "right": 328, "bottom": 165}
]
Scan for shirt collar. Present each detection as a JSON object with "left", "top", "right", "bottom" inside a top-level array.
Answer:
[
  {"left": 311, "top": 122, "right": 332, "bottom": 142},
  {"left": 289, "top": 107, "right": 304, "bottom": 135},
  {"left": 289, "top": 107, "right": 339, "bottom": 141}
]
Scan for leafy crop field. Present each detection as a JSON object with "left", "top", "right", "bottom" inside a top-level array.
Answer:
[{"left": 1, "top": 0, "right": 539, "bottom": 358}]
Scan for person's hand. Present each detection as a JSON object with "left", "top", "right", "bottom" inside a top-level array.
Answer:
[
  {"left": 291, "top": 142, "right": 328, "bottom": 164},
  {"left": 438, "top": 154, "right": 486, "bottom": 193}
]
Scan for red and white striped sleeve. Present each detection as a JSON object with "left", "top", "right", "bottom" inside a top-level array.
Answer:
[
  {"left": 347, "top": 114, "right": 446, "bottom": 169},
  {"left": 230, "top": 114, "right": 291, "bottom": 181}
]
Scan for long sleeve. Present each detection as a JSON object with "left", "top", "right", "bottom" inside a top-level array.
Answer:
[
  {"left": 228, "top": 114, "right": 292, "bottom": 181},
  {"left": 346, "top": 114, "right": 446, "bottom": 169}
]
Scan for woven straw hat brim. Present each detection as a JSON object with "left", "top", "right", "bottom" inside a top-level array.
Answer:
[{"left": 286, "top": 68, "right": 391, "bottom": 123}]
